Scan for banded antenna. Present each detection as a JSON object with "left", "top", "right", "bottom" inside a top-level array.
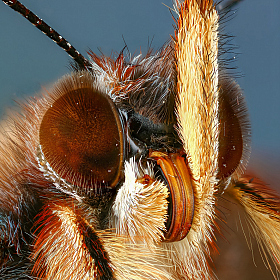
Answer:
[
  {"left": 2, "top": 0, "right": 90, "bottom": 70},
  {"left": 217, "top": 0, "right": 244, "bottom": 12}
]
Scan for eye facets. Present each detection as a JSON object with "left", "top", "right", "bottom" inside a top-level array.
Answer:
[{"left": 39, "top": 84, "right": 124, "bottom": 190}]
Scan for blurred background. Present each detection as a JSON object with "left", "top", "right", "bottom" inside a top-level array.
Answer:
[{"left": 0, "top": 0, "right": 279, "bottom": 279}]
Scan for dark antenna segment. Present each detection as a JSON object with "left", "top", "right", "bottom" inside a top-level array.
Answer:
[
  {"left": 2, "top": 0, "right": 90, "bottom": 70},
  {"left": 217, "top": 0, "right": 244, "bottom": 12}
]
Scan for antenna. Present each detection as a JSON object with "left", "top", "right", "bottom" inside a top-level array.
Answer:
[
  {"left": 2, "top": 0, "right": 90, "bottom": 70},
  {"left": 217, "top": 0, "right": 244, "bottom": 12}
]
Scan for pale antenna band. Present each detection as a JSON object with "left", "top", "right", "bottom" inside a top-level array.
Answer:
[{"left": 2, "top": 0, "right": 90, "bottom": 70}]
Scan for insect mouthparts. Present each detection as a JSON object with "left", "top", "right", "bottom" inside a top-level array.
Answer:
[{"left": 1, "top": 1, "right": 279, "bottom": 279}]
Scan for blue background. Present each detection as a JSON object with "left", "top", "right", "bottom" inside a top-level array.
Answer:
[
  {"left": 0, "top": 1, "right": 279, "bottom": 278},
  {"left": 0, "top": 0, "right": 279, "bottom": 178}
]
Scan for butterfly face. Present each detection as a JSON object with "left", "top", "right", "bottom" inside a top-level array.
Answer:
[{"left": 0, "top": 1, "right": 280, "bottom": 279}]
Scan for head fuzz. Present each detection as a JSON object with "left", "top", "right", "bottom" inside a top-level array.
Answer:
[{"left": 112, "top": 158, "right": 169, "bottom": 244}]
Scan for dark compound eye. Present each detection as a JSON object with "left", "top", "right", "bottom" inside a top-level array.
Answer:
[
  {"left": 39, "top": 73, "right": 124, "bottom": 190},
  {"left": 218, "top": 79, "right": 250, "bottom": 179}
]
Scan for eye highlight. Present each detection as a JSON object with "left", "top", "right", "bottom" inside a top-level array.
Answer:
[{"left": 39, "top": 73, "right": 124, "bottom": 189}]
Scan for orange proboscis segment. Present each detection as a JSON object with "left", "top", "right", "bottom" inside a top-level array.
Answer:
[{"left": 149, "top": 151, "right": 194, "bottom": 242}]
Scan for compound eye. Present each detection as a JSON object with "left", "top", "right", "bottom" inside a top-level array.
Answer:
[
  {"left": 39, "top": 76, "right": 124, "bottom": 189},
  {"left": 218, "top": 79, "right": 250, "bottom": 179}
]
